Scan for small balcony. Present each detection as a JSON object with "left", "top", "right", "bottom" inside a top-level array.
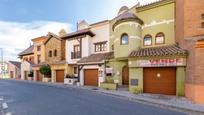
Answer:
[{"left": 71, "top": 52, "right": 81, "bottom": 59}]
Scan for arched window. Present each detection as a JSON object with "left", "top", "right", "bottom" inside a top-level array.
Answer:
[
  {"left": 54, "top": 50, "right": 57, "bottom": 56},
  {"left": 121, "top": 33, "right": 128, "bottom": 45},
  {"left": 144, "top": 34, "right": 152, "bottom": 46},
  {"left": 155, "top": 32, "right": 165, "bottom": 44},
  {"left": 49, "top": 50, "right": 52, "bottom": 57}
]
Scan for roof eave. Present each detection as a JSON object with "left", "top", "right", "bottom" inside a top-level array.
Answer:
[{"left": 61, "top": 31, "right": 95, "bottom": 40}]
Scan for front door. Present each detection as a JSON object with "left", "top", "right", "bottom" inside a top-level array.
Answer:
[
  {"left": 56, "top": 70, "right": 65, "bottom": 83},
  {"left": 10, "top": 71, "right": 14, "bottom": 78},
  {"left": 122, "top": 65, "right": 129, "bottom": 85},
  {"left": 24, "top": 71, "right": 28, "bottom": 80},
  {"left": 37, "top": 70, "right": 42, "bottom": 81}
]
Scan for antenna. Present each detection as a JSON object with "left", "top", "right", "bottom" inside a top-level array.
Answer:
[{"left": 76, "top": 22, "right": 79, "bottom": 31}]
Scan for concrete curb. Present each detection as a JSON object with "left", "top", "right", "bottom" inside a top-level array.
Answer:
[
  {"left": 4, "top": 79, "right": 204, "bottom": 114},
  {"left": 97, "top": 91, "right": 204, "bottom": 114}
]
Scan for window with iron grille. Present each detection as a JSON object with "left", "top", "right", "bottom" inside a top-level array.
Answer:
[
  {"left": 49, "top": 51, "right": 52, "bottom": 57},
  {"left": 201, "top": 22, "right": 204, "bottom": 28},
  {"left": 37, "top": 46, "right": 41, "bottom": 51},
  {"left": 121, "top": 33, "right": 129, "bottom": 45},
  {"left": 37, "top": 55, "right": 41, "bottom": 64},
  {"left": 155, "top": 32, "right": 165, "bottom": 45},
  {"left": 201, "top": 14, "right": 204, "bottom": 20},
  {"left": 95, "top": 42, "right": 107, "bottom": 52},
  {"left": 144, "top": 34, "right": 152, "bottom": 46},
  {"left": 54, "top": 50, "right": 57, "bottom": 56},
  {"left": 74, "top": 67, "right": 78, "bottom": 74}
]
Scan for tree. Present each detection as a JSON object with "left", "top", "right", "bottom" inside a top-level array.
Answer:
[{"left": 39, "top": 64, "right": 51, "bottom": 78}]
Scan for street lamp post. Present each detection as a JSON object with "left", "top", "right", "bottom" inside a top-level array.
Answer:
[{"left": 0, "top": 48, "right": 3, "bottom": 78}]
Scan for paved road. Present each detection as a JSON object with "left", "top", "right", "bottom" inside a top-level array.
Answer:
[{"left": 0, "top": 80, "right": 186, "bottom": 115}]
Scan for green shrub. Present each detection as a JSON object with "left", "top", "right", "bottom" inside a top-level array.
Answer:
[
  {"left": 28, "top": 71, "right": 33, "bottom": 77},
  {"left": 40, "top": 64, "right": 51, "bottom": 77},
  {"left": 105, "top": 76, "right": 114, "bottom": 83}
]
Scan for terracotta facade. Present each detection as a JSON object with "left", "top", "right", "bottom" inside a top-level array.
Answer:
[{"left": 176, "top": 0, "right": 204, "bottom": 104}]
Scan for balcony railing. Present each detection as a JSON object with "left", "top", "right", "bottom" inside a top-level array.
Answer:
[{"left": 71, "top": 52, "right": 81, "bottom": 59}]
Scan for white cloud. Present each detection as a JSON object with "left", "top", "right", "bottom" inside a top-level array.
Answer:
[
  {"left": 0, "top": 21, "right": 72, "bottom": 61},
  {"left": 0, "top": 0, "right": 158, "bottom": 62},
  {"left": 122, "top": 0, "right": 159, "bottom": 7}
]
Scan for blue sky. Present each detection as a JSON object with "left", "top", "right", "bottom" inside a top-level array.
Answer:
[{"left": 0, "top": 0, "right": 157, "bottom": 61}]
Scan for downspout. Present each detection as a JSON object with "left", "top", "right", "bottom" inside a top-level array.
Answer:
[
  {"left": 77, "top": 65, "right": 80, "bottom": 82},
  {"left": 104, "top": 60, "right": 107, "bottom": 75},
  {"left": 77, "top": 65, "right": 83, "bottom": 82}
]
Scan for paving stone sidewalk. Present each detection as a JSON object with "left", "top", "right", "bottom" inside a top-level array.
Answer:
[{"left": 6, "top": 79, "right": 204, "bottom": 114}]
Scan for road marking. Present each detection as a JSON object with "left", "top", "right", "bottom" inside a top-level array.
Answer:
[
  {"left": 2, "top": 102, "right": 8, "bottom": 109},
  {"left": 5, "top": 112, "right": 12, "bottom": 115},
  {"left": 0, "top": 96, "right": 3, "bottom": 101}
]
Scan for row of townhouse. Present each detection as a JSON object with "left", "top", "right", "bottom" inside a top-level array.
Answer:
[{"left": 9, "top": 0, "right": 204, "bottom": 104}]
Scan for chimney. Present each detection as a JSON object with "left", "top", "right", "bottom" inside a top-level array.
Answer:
[{"left": 58, "top": 29, "right": 67, "bottom": 37}]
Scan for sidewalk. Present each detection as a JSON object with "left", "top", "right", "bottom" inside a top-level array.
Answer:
[
  {"left": 96, "top": 89, "right": 204, "bottom": 113},
  {"left": 7, "top": 79, "right": 204, "bottom": 114}
]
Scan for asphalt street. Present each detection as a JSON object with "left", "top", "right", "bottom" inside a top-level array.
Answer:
[{"left": 0, "top": 80, "right": 187, "bottom": 115}]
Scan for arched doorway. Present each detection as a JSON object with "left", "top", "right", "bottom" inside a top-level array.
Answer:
[{"left": 122, "top": 65, "right": 129, "bottom": 85}]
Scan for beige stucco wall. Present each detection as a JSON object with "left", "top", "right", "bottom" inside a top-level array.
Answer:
[
  {"left": 33, "top": 41, "right": 46, "bottom": 64},
  {"left": 8, "top": 63, "right": 20, "bottom": 79},
  {"left": 22, "top": 55, "right": 34, "bottom": 62},
  {"left": 21, "top": 61, "right": 32, "bottom": 80},
  {"left": 90, "top": 22, "right": 110, "bottom": 54}
]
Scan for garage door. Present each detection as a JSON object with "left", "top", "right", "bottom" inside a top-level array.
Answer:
[
  {"left": 143, "top": 67, "right": 176, "bottom": 95},
  {"left": 84, "top": 69, "right": 98, "bottom": 86},
  {"left": 56, "top": 70, "right": 65, "bottom": 83},
  {"left": 37, "top": 70, "right": 42, "bottom": 81}
]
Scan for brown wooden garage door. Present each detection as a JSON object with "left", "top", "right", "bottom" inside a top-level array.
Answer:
[
  {"left": 84, "top": 69, "right": 98, "bottom": 86},
  {"left": 56, "top": 70, "right": 65, "bottom": 83},
  {"left": 143, "top": 67, "right": 176, "bottom": 95},
  {"left": 37, "top": 70, "right": 42, "bottom": 81}
]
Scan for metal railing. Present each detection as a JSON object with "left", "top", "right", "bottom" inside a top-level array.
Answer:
[{"left": 71, "top": 52, "right": 81, "bottom": 59}]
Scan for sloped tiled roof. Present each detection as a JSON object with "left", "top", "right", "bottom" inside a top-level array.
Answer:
[
  {"left": 9, "top": 61, "right": 21, "bottom": 69},
  {"left": 18, "top": 45, "right": 34, "bottom": 56},
  {"left": 44, "top": 32, "right": 63, "bottom": 45},
  {"left": 77, "top": 52, "right": 114, "bottom": 64},
  {"left": 113, "top": 11, "right": 143, "bottom": 30},
  {"left": 129, "top": 45, "right": 187, "bottom": 58}
]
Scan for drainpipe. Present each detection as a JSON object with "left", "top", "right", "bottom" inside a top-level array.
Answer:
[
  {"left": 77, "top": 65, "right": 80, "bottom": 82},
  {"left": 104, "top": 60, "right": 107, "bottom": 75}
]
